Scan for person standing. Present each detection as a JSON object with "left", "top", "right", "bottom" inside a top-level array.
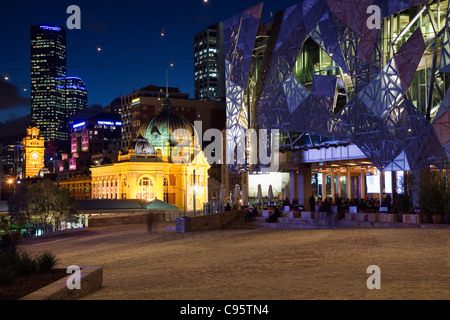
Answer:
[{"left": 309, "top": 194, "right": 316, "bottom": 212}]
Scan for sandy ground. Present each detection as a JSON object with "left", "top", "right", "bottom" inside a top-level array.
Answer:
[{"left": 17, "top": 225, "right": 450, "bottom": 300}]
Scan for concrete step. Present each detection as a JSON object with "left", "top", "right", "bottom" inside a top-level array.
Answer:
[{"left": 223, "top": 220, "right": 266, "bottom": 230}]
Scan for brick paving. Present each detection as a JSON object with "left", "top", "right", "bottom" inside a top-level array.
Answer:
[{"left": 17, "top": 225, "right": 450, "bottom": 300}]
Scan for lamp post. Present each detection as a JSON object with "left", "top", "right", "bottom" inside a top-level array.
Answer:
[
  {"left": 8, "top": 179, "right": 20, "bottom": 194},
  {"left": 8, "top": 179, "right": 15, "bottom": 193},
  {"left": 193, "top": 169, "right": 196, "bottom": 215}
]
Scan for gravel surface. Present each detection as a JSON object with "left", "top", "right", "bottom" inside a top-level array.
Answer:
[{"left": 17, "top": 225, "right": 450, "bottom": 300}]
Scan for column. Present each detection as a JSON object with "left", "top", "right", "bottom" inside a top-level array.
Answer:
[
  {"left": 289, "top": 171, "right": 296, "bottom": 204},
  {"left": 379, "top": 170, "right": 385, "bottom": 207},
  {"left": 412, "top": 170, "right": 420, "bottom": 208},
  {"left": 391, "top": 171, "right": 397, "bottom": 205},
  {"left": 156, "top": 172, "right": 164, "bottom": 202},
  {"left": 322, "top": 172, "right": 327, "bottom": 199},
  {"left": 331, "top": 169, "right": 335, "bottom": 203},
  {"left": 297, "top": 165, "right": 312, "bottom": 207},
  {"left": 361, "top": 170, "right": 366, "bottom": 199},
  {"left": 129, "top": 173, "right": 137, "bottom": 199},
  {"left": 337, "top": 172, "right": 342, "bottom": 198},
  {"left": 347, "top": 169, "right": 352, "bottom": 200}
]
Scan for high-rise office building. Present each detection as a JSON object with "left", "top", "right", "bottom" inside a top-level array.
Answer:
[
  {"left": 31, "top": 25, "right": 86, "bottom": 142},
  {"left": 31, "top": 25, "right": 67, "bottom": 141},
  {"left": 194, "top": 22, "right": 226, "bottom": 101},
  {"left": 60, "top": 77, "right": 88, "bottom": 115}
]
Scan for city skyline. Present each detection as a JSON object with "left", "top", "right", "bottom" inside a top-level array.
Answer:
[{"left": 0, "top": 0, "right": 296, "bottom": 137}]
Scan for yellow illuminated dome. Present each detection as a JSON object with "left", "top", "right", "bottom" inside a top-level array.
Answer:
[{"left": 139, "top": 98, "right": 199, "bottom": 156}]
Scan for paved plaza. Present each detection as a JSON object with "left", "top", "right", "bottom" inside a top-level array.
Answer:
[{"left": 18, "top": 225, "right": 450, "bottom": 300}]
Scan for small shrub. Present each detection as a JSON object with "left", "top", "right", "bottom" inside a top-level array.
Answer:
[
  {"left": 16, "top": 252, "right": 37, "bottom": 275},
  {"left": 0, "top": 267, "right": 16, "bottom": 286},
  {"left": 36, "top": 251, "right": 59, "bottom": 272},
  {"left": 0, "top": 250, "right": 20, "bottom": 270}
]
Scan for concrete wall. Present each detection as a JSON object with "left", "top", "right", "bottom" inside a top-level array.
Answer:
[
  {"left": 87, "top": 210, "right": 177, "bottom": 228},
  {"left": 175, "top": 211, "right": 246, "bottom": 233},
  {"left": 87, "top": 212, "right": 149, "bottom": 228}
]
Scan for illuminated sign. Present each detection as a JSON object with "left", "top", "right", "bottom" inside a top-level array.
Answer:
[
  {"left": 98, "top": 121, "right": 114, "bottom": 126},
  {"left": 73, "top": 122, "right": 86, "bottom": 129},
  {"left": 131, "top": 98, "right": 141, "bottom": 106},
  {"left": 98, "top": 121, "right": 123, "bottom": 126},
  {"left": 40, "top": 26, "right": 62, "bottom": 31}
]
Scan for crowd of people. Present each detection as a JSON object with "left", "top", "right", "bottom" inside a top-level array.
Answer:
[{"left": 309, "top": 193, "right": 394, "bottom": 215}]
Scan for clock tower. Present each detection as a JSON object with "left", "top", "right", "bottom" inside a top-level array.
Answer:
[{"left": 22, "top": 124, "right": 45, "bottom": 179}]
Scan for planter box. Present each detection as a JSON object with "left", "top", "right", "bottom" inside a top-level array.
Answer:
[
  {"left": 261, "top": 210, "right": 273, "bottom": 218},
  {"left": 20, "top": 266, "right": 103, "bottom": 300},
  {"left": 356, "top": 212, "right": 379, "bottom": 222},
  {"left": 301, "top": 211, "right": 314, "bottom": 219},
  {"left": 379, "top": 213, "right": 398, "bottom": 223},
  {"left": 314, "top": 212, "right": 338, "bottom": 220},
  {"left": 402, "top": 214, "right": 422, "bottom": 224},
  {"left": 284, "top": 211, "right": 299, "bottom": 219}
]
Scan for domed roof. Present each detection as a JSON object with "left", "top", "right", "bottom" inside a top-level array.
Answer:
[
  {"left": 139, "top": 98, "right": 198, "bottom": 155},
  {"left": 133, "top": 134, "right": 155, "bottom": 155}
]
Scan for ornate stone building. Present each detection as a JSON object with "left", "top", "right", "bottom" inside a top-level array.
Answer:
[{"left": 90, "top": 98, "right": 210, "bottom": 213}]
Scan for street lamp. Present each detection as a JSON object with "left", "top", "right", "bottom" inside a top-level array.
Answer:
[
  {"left": 8, "top": 179, "right": 16, "bottom": 193},
  {"left": 193, "top": 169, "right": 196, "bottom": 215}
]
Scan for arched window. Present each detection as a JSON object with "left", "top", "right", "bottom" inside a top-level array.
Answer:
[{"left": 138, "top": 177, "right": 155, "bottom": 200}]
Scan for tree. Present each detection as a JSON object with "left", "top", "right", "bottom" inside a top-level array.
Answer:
[
  {"left": 7, "top": 179, "right": 79, "bottom": 233},
  {"left": 27, "top": 180, "right": 78, "bottom": 232},
  {"left": 7, "top": 183, "right": 31, "bottom": 227}
]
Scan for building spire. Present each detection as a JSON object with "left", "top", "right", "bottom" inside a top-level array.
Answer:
[{"left": 162, "top": 69, "right": 172, "bottom": 113}]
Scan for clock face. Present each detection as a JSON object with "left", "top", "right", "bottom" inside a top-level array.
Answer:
[{"left": 31, "top": 152, "right": 39, "bottom": 160}]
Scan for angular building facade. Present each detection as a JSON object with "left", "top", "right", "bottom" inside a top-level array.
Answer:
[{"left": 223, "top": 0, "right": 450, "bottom": 206}]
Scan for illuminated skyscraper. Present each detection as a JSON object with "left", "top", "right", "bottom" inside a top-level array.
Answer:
[
  {"left": 194, "top": 22, "right": 225, "bottom": 101},
  {"left": 30, "top": 25, "right": 67, "bottom": 141},
  {"left": 57, "top": 77, "right": 88, "bottom": 130}
]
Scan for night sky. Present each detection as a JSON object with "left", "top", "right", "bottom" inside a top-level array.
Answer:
[{"left": 0, "top": 0, "right": 298, "bottom": 137}]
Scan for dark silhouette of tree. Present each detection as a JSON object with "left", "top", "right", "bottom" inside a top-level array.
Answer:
[
  {"left": 7, "top": 183, "right": 30, "bottom": 226},
  {"left": 7, "top": 179, "right": 78, "bottom": 233}
]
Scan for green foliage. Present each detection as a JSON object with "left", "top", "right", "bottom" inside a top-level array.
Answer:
[
  {"left": 0, "top": 267, "right": 16, "bottom": 286},
  {"left": 0, "top": 216, "right": 9, "bottom": 233},
  {"left": 36, "top": 251, "right": 59, "bottom": 273},
  {"left": 0, "top": 250, "right": 59, "bottom": 286},
  {"left": 7, "top": 179, "right": 79, "bottom": 233},
  {"left": 396, "top": 193, "right": 411, "bottom": 213},
  {"left": 418, "top": 171, "right": 448, "bottom": 214},
  {"left": 16, "top": 252, "right": 38, "bottom": 275}
]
